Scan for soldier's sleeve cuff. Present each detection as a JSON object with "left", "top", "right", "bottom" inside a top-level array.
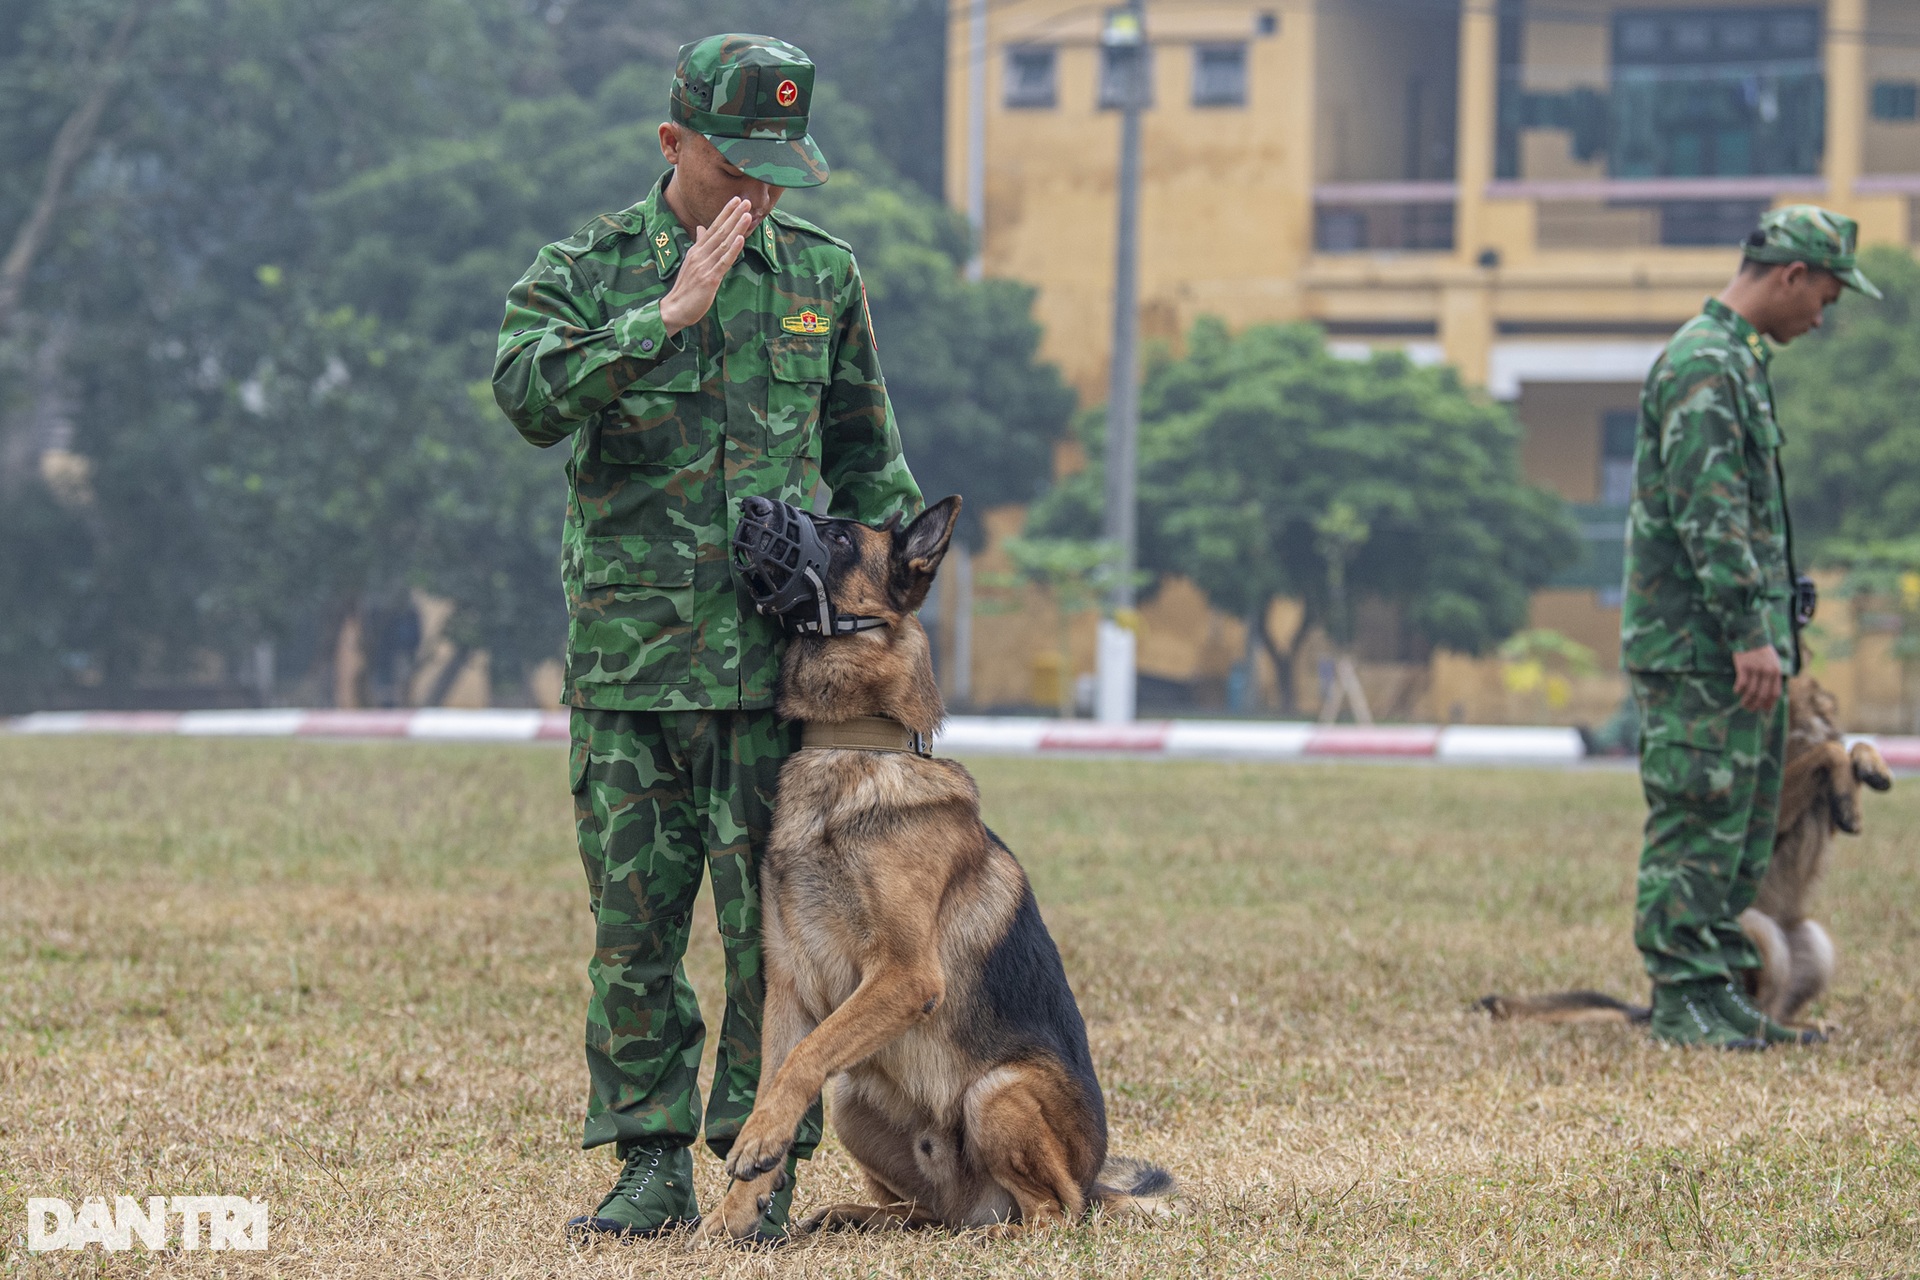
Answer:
[
  {"left": 611, "top": 300, "right": 678, "bottom": 361},
  {"left": 1726, "top": 609, "right": 1773, "bottom": 655}
]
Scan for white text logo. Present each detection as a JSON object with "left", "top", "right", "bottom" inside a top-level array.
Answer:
[{"left": 26, "top": 1197, "right": 269, "bottom": 1252}]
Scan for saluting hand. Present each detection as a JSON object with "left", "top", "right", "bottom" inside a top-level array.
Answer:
[{"left": 660, "top": 196, "right": 755, "bottom": 337}]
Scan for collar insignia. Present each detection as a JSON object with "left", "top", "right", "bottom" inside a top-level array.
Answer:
[
  {"left": 654, "top": 231, "right": 670, "bottom": 249},
  {"left": 780, "top": 309, "right": 831, "bottom": 336}
]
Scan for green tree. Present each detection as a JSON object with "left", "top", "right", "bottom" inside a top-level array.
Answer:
[
  {"left": 0, "top": 0, "right": 1069, "bottom": 709},
  {"left": 985, "top": 536, "right": 1136, "bottom": 717},
  {"left": 1774, "top": 245, "right": 1920, "bottom": 562},
  {"left": 1031, "top": 319, "right": 1578, "bottom": 713},
  {"left": 803, "top": 176, "right": 1074, "bottom": 547},
  {"left": 3, "top": 0, "right": 531, "bottom": 701},
  {"left": 544, "top": 0, "right": 949, "bottom": 198},
  {"left": 1821, "top": 537, "right": 1920, "bottom": 728},
  {"left": 1498, "top": 628, "right": 1601, "bottom": 723}
]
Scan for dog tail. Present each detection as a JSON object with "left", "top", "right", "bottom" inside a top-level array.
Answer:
[
  {"left": 1092, "top": 1155, "right": 1179, "bottom": 1218},
  {"left": 1478, "top": 990, "right": 1650, "bottom": 1025}
]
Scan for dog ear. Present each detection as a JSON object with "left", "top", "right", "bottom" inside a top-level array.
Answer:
[{"left": 891, "top": 496, "right": 963, "bottom": 612}]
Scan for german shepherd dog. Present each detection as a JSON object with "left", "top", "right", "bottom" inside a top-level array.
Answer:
[
  {"left": 699, "top": 494, "right": 1175, "bottom": 1241},
  {"left": 1481, "top": 677, "right": 1892, "bottom": 1030}
]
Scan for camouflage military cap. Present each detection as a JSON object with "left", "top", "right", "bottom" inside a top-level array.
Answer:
[
  {"left": 671, "top": 34, "right": 829, "bottom": 189},
  {"left": 1743, "top": 205, "right": 1882, "bottom": 299}
]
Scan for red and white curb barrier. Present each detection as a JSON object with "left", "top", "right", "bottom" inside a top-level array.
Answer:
[
  {"left": 6, "top": 708, "right": 571, "bottom": 742},
  {"left": 942, "top": 718, "right": 1585, "bottom": 762},
  {"left": 10, "top": 709, "right": 1919, "bottom": 768}
]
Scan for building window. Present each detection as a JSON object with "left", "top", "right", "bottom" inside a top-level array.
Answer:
[
  {"left": 1609, "top": 7, "right": 1823, "bottom": 179},
  {"left": 1098, "top": 41, "right": 1153, "bottom": 110},
  {"left": 1192, "top": 44, "right": 1247, "bottom": 107},
  {"left": 1004, "top": 46, "right": 1057, "bottom": 109},
  {"left": 1873, "top": 81, "right": 1919, "bottom": 122},
  {"left": 1601, "top": 409, "right": 1637, "bottom": 507}
]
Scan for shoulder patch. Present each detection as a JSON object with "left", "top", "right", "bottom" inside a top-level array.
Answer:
[
  {"left": 1664, "top": 323, "right": 1741, "bottom": 369},
  {"left": 561, "top": 206, "right": 647, "bottom": 254},
  {"left": 769, "top": 207, "right": 854, "bottom": 256}
]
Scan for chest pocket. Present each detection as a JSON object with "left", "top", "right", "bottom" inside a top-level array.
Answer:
[
  {"left": 595, "top": 338, "right": 717, "bottom": 471},
  {"left": 766, "top": 330, "right": 831, "bottom": 458}
]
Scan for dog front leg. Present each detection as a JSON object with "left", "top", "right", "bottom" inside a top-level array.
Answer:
[
  {"left": 702, "top": 900, "right": 818, "bottom": 1241},
  {"left": 725, "top": 957, "right": 945, "bottom": 1185},
  {"left": 1850, "top": 742, "right": 1892, "bottom": 793},
  {"left": 1777, "top": 741, "right": 1850, "bottom": 835}
]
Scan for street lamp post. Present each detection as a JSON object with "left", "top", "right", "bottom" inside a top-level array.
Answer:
[
  {"left": 1095, "top": 0, "right": 1145, "bottom": 724},
  {"left": 964, "top": 0, "right": 988, "bottom": 283}
]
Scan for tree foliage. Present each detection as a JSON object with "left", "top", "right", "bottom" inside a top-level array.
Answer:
[
  {"left": 1030, "top": 320, "right": 1578, "bottom": 710},
  {"left": 0, "top": 0, "right": 1068, "bottom": 709},
  {"left": 812, "top": 177, "right": 1074, "bottom": 546},
  {"left": 1773, "top": 245, "right": 1920, "bottom": 563},
  {"left": 985, "top": 536, "right": 1124, "bottom": 716}
]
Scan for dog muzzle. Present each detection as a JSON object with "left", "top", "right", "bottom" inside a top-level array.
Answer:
[{"left": 731, "top": 496, "right": 888, "bottom": 637}]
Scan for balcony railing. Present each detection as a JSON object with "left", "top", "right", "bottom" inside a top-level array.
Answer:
[
  {"left": 1311, "top": 182, "right": 1459, "bottom": 253},
  {"left": 1310, "top": 174, "right": 1881, "bottom": 254}
]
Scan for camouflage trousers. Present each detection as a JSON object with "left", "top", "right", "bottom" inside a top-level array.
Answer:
[
  {"left": 1631, "top": 672, "right": 1789, "bottom": 985},
  {"left": 570, "top": 707, "right": 823, "bottom": 1160}
]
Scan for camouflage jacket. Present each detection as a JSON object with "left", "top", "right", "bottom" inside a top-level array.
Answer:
[
  {"left": 1621, "top": 298, "right": 1796, "bottom": 675},
  {"left": 493, "top": 173, "right": 922, "bottom": 711}
]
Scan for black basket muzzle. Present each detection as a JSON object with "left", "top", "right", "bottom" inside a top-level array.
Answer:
[{"left": 731, "top": 498, "right": 888, "bottom": 637}]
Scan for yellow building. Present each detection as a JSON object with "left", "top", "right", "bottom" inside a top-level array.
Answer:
[{"left": 942, "top": 0, "right": 1920, "bottom": 724}]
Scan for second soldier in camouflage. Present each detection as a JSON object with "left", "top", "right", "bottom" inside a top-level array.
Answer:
[
  {"left": 1622, "top": 205, "right": 1878, "bottom": 1048},
  {"left": 493, "top": 33, "right": 922, "bottom": 1238}
]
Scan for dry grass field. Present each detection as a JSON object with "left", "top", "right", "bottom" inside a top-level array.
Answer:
[{"left": 3, "top": 737, "right": 1918, "bottom": 1278}]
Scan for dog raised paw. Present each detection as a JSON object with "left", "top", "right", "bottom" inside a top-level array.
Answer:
[{"left": 1851, "top": 743, "right": 1893, "bottom": 792}]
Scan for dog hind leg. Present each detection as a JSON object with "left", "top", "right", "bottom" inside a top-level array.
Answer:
[
  {"left": 794, "top": 1160, "right": 944, "bottom": 1235},
  {"left": 963, "top": 1066, "right": 1087, "bottom": 1230},
  {"left": 798, "top": 1081, "right": 968, "bottom": 1234},
  {"left": 799, "top": 1197, "right": 945, "bottom": 1235},
  {"left": 1781, "top": 919, "right": 1834, "bottom": 1025},
  {"left": 1739, "top": 908, "right": 1793, "bottom": 1022}
]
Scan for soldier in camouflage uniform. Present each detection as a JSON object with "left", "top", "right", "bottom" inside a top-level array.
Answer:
[
  {"left": 492, "top": 34, "right": 922, "bottom": 1237},
  {"left": 1622, "top": 206, "right": 1879, "bottom": 1048}
]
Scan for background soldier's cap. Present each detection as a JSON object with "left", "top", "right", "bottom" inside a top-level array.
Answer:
[
  {"left": 1743, "top": 205, "right": 1883, "bottom": 299},
  {"left": 670, "top": 34, "right": 829, "bottom": 189}
]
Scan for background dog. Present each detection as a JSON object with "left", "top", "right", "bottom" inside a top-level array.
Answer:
[
  {"left": 701, "top": 494, "right": 1175, "bottom": 1241},
  {"left": 1481, "top": 676, "right": 1892, "bottom": 1030}
]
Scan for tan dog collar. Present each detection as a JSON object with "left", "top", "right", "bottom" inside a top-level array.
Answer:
[{"left": 800, "top": 717, "right": 932, "bottom": 757}]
